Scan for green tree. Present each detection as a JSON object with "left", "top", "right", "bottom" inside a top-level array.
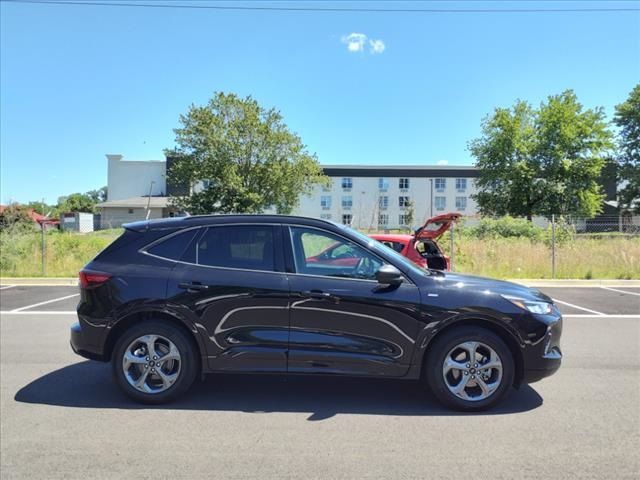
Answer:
[
  {"left": 167, "top": 92, "right": 328, "bottom": 214},
  {"left": 614, "top": 83, "right": 640, "bottom": 212},
  {"left": 86, "top": 186, "right": 108, "bottom": 203},
  {"left": 58, "top": 193, "right": 97, "bottom": 213},
  {"left": 469, "top": 90, "right": 613, "bottom": 219}
]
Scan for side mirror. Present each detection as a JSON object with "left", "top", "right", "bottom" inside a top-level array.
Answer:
[{"left": 375, "top": 264, "right": 403, "bottom": 286}]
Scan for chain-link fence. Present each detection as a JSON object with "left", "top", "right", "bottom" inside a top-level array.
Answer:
[{"left": 440, "top": 214, "right": 640, "bottom": 279}]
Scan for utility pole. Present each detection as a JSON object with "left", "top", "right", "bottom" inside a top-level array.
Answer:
[
  {"left": 145, "top": 181, "right": 155, "bottom": 220},
  {"left": 429, "top": 179, "right": 434, "bottom": 217}
]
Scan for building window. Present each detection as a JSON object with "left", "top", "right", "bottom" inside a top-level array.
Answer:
[
  {"left": 320, "top": 195, "right": 332, "bottom": 210},
  {"left": 435, "top": 178, "right": 446, "bottom": 191},
  {"left": 320, "top": 213, "right": 332, "bottom": 220},
  {"left": 399, "top": 178, "right": 410, "bottom": 190},
  {"left": 379, "top": 196, "right": 389, "bottom": 210},
  {"left": 342, "top": 214, "right": 352, "bottom": 225},
  {"left": 378, "top": 178, "right": 389, "bottom": 191},
  {"left": 378, "top": 213, "right": 389, "bottom": 227},
  {"left": 435, "top": 196, "right": 446, "bottom": 211},
  {"left": 128, "top": 208, "right": 134, "bottom": 214},
  {"left": 341, "top": 177, "right": 353, "bottom": 190},
  {"left": 455, "top": 178, "right": 467, "bottom": 192},
  {"left": 399, "top": 214, "right": 409, "bottom": 226},
  {"left": 341, "top": 196, "right": 353, "bottom": 209},
  {"left": 456, "top": 196, "right": 467, "bottom": 210},
  {"left": 399, "top": 196, "right": 410, "bottom": 208},
  {"left": 322, "top": 180, "right": 332, "bottom": 192}
]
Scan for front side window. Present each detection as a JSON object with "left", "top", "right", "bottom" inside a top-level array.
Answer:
[
  {"left": 290, "top": 227, "right": 385, "bottom": 280},
  {"left": 342, "top": 196, "right": 353, "bottom": 209},
  {"left": 399, "top": 178, "right": 410, "bottom": 190},
  {"left": 195, "top": 225, "right": 275, "bottom": 272},
  {"left": 320, "top": 195, "right": 332, "bottom": 209},
  {"left": 435, "top": 178, "right": 446, "bottom": 191},
  {"left": 435, "top": 196, "right": 446, "bottom": 211},
  {"left": 456, "top": 196, "right": 467, "bottom": 210},
  {"left": 341, "top": 177, "right": 353, "bottom": 189},
  {"left": 378, "top": 177, "right": 389, "bottom": 190}
]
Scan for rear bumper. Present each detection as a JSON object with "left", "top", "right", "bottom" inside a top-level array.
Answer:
[{"left": 70, "top": 321, "right": 107, "bottom": 362}]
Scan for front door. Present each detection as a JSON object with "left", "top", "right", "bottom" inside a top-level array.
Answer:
[
  {"left": 285, "top": 225, "right": 422, "bottom": 377},
  {"left": 165, "top": 224, "right": 290, "bottom": 372}
]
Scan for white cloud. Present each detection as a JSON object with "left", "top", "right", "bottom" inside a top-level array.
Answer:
[
  {"left": 369, "top": 39, "right": 385, "bottom": 54},
  {"left": 341, "top": 33, "right": 367, "bottom": 53},
  {"left": 341, "top": 33, "right": 386, "bottom": 54},
  {"left": 437, "top": 159, "right": 449, "bottom": 165}
]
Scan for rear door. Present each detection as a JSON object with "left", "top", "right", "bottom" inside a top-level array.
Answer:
[
  {"left": 284, "top": 225, "right": 422, "bottom": 377},
  {"left": 162, "top": 223, "right": 290, "bottom": 373}
]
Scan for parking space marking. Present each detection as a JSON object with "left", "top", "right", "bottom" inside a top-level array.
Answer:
[
  {"left": 601, "top": 286, "right": 640, "bottom": 297},
  {"left": 9, "top": 294, "right": 79, "bottom": 312},
  {"left": 0, "top": 311, "right": 77, "bottom": 315},
  {"left": 0, "top": 285, "right": 16, "bottom": 290},
  {"left": 551, "top": 298, "right": 605, "bottom": 316},
  {"left": 563, "top": 314, "right": 640, "bottom": 318}
]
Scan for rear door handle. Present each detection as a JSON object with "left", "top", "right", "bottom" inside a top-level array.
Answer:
[
  {"left": 302, "top": 290, "right": 332, "bottom": 299},
  {"left": 178, "top": 282, "right": 209, "bottom": 292}
]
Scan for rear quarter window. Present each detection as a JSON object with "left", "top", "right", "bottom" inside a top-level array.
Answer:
[{"left": 146, "top": 229, "right": 200, "bottom": 261}]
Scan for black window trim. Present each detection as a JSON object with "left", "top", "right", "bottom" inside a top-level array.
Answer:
[{"left": 139, "top": 223, "right": 286, "bottom": 275}]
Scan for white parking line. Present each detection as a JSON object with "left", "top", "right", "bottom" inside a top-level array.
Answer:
[
  {"left": 600, "top": 286, "right": 640, "bottom": 297},
  {"left": 552, "top": 298, "right": 605, "bottom": 316},
  {"left": 0, "top": 285, "right": 16, "bottom": 290},
  {"left": 563, "top": 314, "right": 640, "bottom": 318},
  {"left": 9, "top": 293, "right": 80, "bottom": 312},
  {"left": 0, "top": 311, "right": 77, "bottom": 315}
]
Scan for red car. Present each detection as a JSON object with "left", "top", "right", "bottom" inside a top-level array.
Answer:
[
  {"left": 370, "top": 213, "right": 461, "bottom": 271},
  {"left": 306, "top": 213, "right": 460, "bottom": 271}
]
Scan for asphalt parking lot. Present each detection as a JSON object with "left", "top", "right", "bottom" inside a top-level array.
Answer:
[{"left": 1, "top": 284, "right": 638, "bottom": 479}]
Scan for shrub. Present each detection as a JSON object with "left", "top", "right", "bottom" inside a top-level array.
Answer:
[{"left": 466, "top": 216, "right": 544, "bottom": 241}]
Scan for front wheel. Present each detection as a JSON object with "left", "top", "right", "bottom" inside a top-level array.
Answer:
[
  {"left": 111, "top": 321, "right": 198, "bottom": 404},
  {"left": 425, "top": 326, "right": 514, "bottom": 411}
]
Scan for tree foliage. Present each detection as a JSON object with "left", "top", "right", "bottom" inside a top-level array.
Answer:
[
  {"left": 58, "top": 193, "right": 98, "bottom": 213},
  {"left": 469, "top": 90, "right": 613, "bottom": 219},
  {"left": 167, "top": 92, "right": 329, "bottom": 214},
  {"left": 614, "top": 83, "right": 640, "bottom": 212}
]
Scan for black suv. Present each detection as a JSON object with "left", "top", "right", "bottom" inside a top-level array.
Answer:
[{"left": 71, "top": 215, "right": 562, "bottom": 411}]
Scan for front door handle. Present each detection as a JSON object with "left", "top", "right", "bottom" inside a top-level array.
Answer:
[
  {"left": 302, "top": 290, "right": 332, "bottom": 299},
  {"left": 178, "top": 282, "right": 209, "bottom": 292}
]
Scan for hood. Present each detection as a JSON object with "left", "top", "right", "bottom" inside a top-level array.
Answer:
[
  {"left": 429, "top": 271, "right": 552, "bottom": 302},
  {"left": 414, "top": 213, "right": 462, "bottom": 240}
]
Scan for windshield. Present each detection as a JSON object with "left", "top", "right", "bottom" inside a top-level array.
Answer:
[{"left": 336, "top": 223, "right": 430, "bottom": 278}]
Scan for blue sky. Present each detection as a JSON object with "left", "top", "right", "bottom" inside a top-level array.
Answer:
[{"left": 1, "top": 0, "right": 639, "bottom": 204}]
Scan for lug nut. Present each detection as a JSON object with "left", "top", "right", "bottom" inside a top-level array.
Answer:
[
  {"left": 471, "top": 375, "right": 475, "bottom": 379},
  {"left": 466, "top": 363, "right": 470, "bottom": 368},
  {"left": 146, "top": 357, "right": 150, "bottom": 361},
  {"left": 153, "top": 356, "right": 157, "bottom": 360},
  {"left": 464, "top": 371, "right": 468, "bottom": 375},
  {"left": 474, "top": 363, "right": 478, "bottom": 368}
]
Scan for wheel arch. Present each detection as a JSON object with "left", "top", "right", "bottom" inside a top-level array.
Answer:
[
  {"left": 104, "top": 309, "right": 206, "bottom": 376},
  {"left": 418, "top": 317, "right": 525, "bottom": 388}
]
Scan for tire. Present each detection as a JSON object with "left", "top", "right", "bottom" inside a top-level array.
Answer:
[
  {"left": 425, "top": 326, "right": 514, "bottom": 411},
  {"left": 111, "top": 320, "right": 198, "bottom": 404}
]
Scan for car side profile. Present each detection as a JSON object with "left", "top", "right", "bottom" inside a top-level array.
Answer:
[
  {"left": 369, "top": 213, "right": 461, "bottom": 271},
  {"left": 70, "top": 215, "right": 562, "bottom": 411}
]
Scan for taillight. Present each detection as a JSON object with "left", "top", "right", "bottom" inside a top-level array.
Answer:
[{"left": 79, "top": 270, "right": 111, "bottom": 289}]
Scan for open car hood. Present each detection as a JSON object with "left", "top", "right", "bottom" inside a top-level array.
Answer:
[{"left": 414, "top": 213, "right": 462, "bottom": 240}]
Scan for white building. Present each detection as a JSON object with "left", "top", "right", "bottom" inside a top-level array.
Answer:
[{"left": 97, "top": 154, "right": 479, "bottom": 229}]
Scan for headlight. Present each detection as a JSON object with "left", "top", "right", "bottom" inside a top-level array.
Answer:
[{"left": 501, "top": 294, "right": 553, "bottom": 315}]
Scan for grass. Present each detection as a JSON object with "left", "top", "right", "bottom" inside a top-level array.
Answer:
[{"left": 1, "top": 227, "right": 638, "bottom": 279}]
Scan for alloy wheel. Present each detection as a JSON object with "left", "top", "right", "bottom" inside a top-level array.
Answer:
[
  {"left": 122, "top": 334, "right": 182, "bottom": 394},
  {"left": 442, "top": 341, "right": 503, "bottom": 402}
]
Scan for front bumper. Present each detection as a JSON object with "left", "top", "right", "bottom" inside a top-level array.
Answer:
[{"left": 522, "top": 314, "right": 563, "bottom": 384}]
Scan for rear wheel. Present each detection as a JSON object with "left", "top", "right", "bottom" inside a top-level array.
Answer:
[
  {"left": 425, "top": 326, "right": 514, "bottom": 411},
  {"left": 112, "top": 321, "right": 198, "bottom": 404}
]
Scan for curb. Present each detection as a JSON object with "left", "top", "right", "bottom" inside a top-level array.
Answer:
[{"left": 0, "top": 278, "right": 78, "bottom": 286}]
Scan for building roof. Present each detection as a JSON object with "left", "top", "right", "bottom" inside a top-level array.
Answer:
[
  {"left": 321, "top": 165, "right": 479, "bottom": 178},
  {"left": 96, "top": 196, "right": 170, "bottom": 208}
]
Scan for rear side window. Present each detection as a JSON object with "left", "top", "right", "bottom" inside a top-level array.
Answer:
[
  {"left": 195, "top": 225, "right": 275, "bottom": 272},
  {"left": 147, "top": 229, "right": 199, "bottom": 261}
]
